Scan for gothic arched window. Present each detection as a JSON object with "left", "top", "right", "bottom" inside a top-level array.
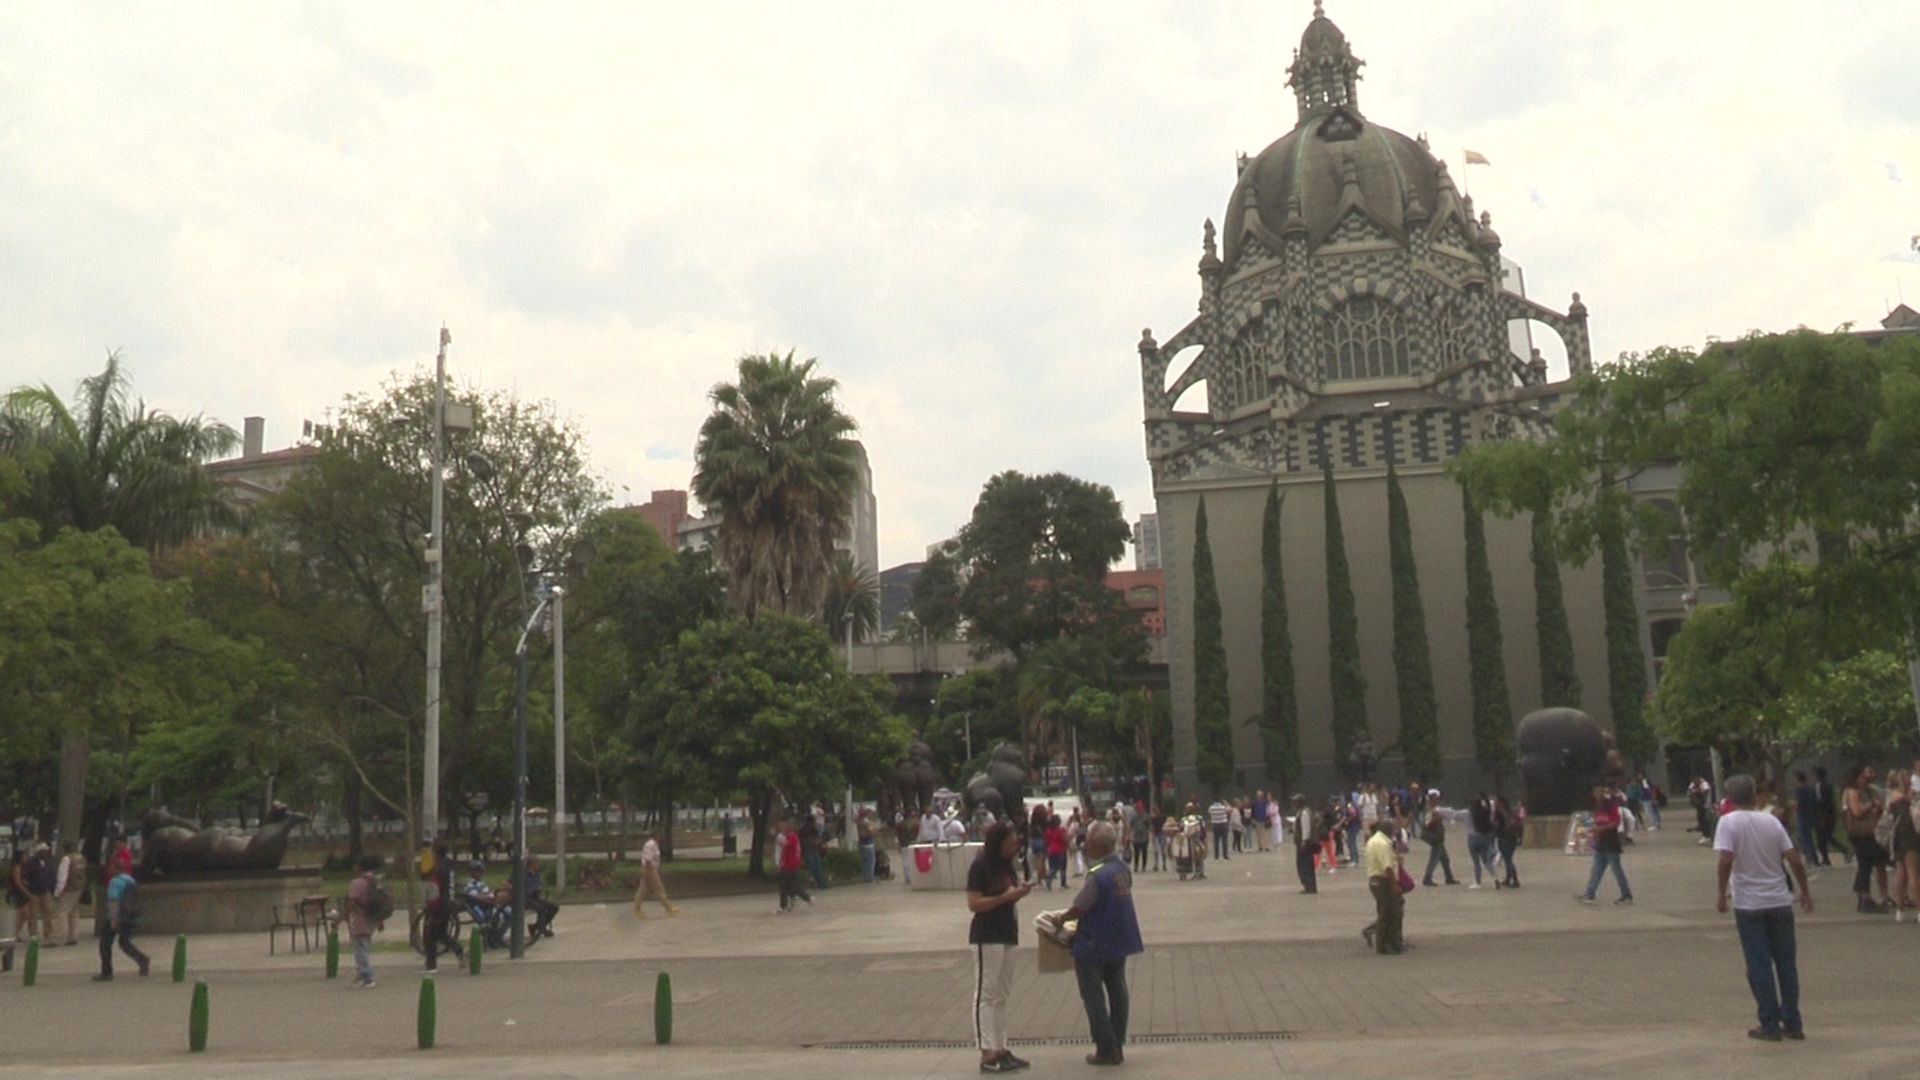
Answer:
[{"left": 1325, "top": 295, "right": 1410, "bottom": 381}]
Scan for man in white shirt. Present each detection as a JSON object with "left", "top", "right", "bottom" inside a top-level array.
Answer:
[
  {"left": 1714, "top": 774, "right": 1813, "bottom": 1042},
  {"left": 1206, "top": 799, "right": 1232, "bottom": 861}
]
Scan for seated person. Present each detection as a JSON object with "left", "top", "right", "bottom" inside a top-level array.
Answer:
[{"left": 521, "top": 854, "right": 558, "bottom": 940}]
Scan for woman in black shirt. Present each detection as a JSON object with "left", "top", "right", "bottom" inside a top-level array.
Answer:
[{"left": 968, "top": 820, "right": 1032, "bottom": 1073}]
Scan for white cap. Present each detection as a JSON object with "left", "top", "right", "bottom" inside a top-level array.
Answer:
[{"left": 1427, "top": 789, "right": 1440, "bottom": 798}]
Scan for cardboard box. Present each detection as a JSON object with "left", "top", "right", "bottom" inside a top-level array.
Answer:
[{"left": 1036, "top": 929, "right": 1076, "bottom": 974}]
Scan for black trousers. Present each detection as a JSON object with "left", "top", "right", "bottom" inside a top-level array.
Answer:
[
  {"left": 423, "top": 909, "right": 463, "bottom": 969},
  {"left": 1130, "top": 841, "right": 1148, "bottom": 871},
  {"left": 1295, "top": 845, "right": 1317, "bottom": 893}
]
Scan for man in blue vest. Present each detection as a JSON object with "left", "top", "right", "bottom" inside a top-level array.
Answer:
[{"left": 1063, "top": 822, "right": 1144, "bottom": 1067}]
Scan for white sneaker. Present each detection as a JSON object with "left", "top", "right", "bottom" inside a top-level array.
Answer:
[{"left": 1469, "top": 883, "right": 1481, "bottom": 890}]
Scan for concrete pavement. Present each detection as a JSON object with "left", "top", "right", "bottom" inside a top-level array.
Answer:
[{"left": 4, "top": 827, "right": 1917, "bottom": 1078}]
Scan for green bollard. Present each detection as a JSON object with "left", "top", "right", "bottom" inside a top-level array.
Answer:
[
  {"left": 467, "top": 928, "right": 482, "bottom": 976},
  {"left": 325, "top": 929, "right": 339, "bottom": 978},
  {"left": 417, "top": 974, "right": 436, "bottom": 1050},
  {"left": 654, "top": 971, "right": 672, "bottom": 1045},
  {"left": 172, "top": 934, "right": 187, "bottom": 983},
  {"left": 23, "top": 939, "right": 38, "bottom": 987},
  {"left": 188, "top": 979, "right": 209, "bottom": 1052}
]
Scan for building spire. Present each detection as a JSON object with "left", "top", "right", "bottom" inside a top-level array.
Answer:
[{"left": 1286, "top": 2, "right": 1365, "bottom": 124}]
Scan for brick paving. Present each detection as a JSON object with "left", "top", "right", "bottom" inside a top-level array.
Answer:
[{"left": 3, "top": 828, "right": 1917, "bottom": 1078}]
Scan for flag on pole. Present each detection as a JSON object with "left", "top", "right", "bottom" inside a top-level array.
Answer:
[{"left": 1463, "top": 149, "right": 1491, "bottom": 166}]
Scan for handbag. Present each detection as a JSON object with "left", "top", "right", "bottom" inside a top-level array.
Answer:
[{"left": 1398, "top": 867, "right": 1416, "bottom": 892}]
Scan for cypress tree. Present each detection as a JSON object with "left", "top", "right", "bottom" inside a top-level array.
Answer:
[
  {"left": 1323, "top": 465, "right": 1368, "bottom": 776},
  {"left": 1191, "top": 497, "right": 1234, "bottom": 794},
  {"left": 1463, "top": 485, "right": 1516, "bottom": 784},
  {"left": 1386, "top": 463, "right": 1440, "bottom": 781},
  {"left": 1598, "top": 497, "right": 1653, "bottom": 764},
  {"left": 1258, "top": 480, "right": 1300, "bottom": 784},
  {"left": 1531, "top": 512, "right": 1582, "bottom": 708}
]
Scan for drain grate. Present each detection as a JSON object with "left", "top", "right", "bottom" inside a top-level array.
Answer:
[{"left": 810, "top": 1032, "right": 1296, "bottom": 1051}]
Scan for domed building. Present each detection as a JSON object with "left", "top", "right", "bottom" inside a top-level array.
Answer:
[{"left": 1140, "top": 4, "right": 1615, "bottom": 794}]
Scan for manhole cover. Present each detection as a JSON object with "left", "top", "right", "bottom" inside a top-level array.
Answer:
[
  {"left": 1429, "top": 988, "right": 1565, "bottom": 1006},
  {"left": 864, "top": 957, "right": 959, "bottom": 972},
  {"left": 606, "top": 989, "right": 715, "bottom": 1007}
]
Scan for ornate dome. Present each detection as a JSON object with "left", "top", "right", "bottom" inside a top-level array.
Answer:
[{"left": 1220, "top": 5, "right": 1448, "bottom": 269}]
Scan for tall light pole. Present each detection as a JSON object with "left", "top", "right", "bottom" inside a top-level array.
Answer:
[
  {"left": 510, "top": 594, "right": 549, "bottom": 960},
  {"left": 423, "top": 326, "right": 450, "bottom": 842},
  {"left": 551, "top": 583, "right": 566, "bottom": 895}
]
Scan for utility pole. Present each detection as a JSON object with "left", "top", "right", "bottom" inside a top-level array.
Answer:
[
  {"left": 552, "top": 584, "right": 567, "bottom": 895},
  {"left": 423, "top": 326, "right": 450, "bottom": 842}
]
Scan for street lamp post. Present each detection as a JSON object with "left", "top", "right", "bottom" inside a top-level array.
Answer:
[
  {"left": 842, "top": 610, "right": 855, "bottom": 670},
  {"left": 509, "top": 596, "right": 549, "bottom": 960},
  {"left": 551, "top": 583, "right": 566, "bottom": 896},
  {"left": 424, "top": 326, "right": 450, "bottom": 841}
]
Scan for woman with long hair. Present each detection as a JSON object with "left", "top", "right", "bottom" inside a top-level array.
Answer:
[
  {"left": 1492, "top": 796, "right": 1523, "bottom": 889},
  {"left": 967, "top": 820, "right": 1032, "bottom": 1073},
  {"left": 1886, "top": 770, "right": 1920, "bottom": 920},
  {"left": 1842, "top": 765, "right": 1893, "bottom": 914}
]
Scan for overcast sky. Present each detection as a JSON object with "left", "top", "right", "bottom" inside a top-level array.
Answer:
[{"left": 3, "top": 1, "right": 1916, "bottom": 570}]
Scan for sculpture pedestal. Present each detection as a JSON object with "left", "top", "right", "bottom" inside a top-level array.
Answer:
[
  {"left": 905, "top": 843, "right": 980, "bottom": 891},
  {"left": 1522, "top": 814, "right": 1571, "bottom": 853},
  {"left": 138, "top": 874, "right": 325, "bottom": 935}
]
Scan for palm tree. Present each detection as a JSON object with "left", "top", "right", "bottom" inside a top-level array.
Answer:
[
  {"left": 691, "top": 351, "right": 862, "bottom": 620},
  {"left": 1, "top": 352, "right": 239, "bottom": 548},
  {"left": 0, "top": 352, "right": 239, "bottom": 847},
  {"left": 822, "top": 550, "right": 879, "bottom": 645}
]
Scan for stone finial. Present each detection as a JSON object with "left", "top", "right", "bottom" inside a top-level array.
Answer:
[
  {"left": 1283, "top": 192, "right": 1307, "bottom": 236},
  {"left": 1404, "top": 192, "right": 1428, "bottom": 225},
  {"left": 1203, "top": 218, "right": 1217, "bottom": 258},
  {"left": 1529, "top": 347, "right": 1549, "bottom": 382},
  {"left": 1139, "top": 327, "right": 1159, "bottom": 355},
  {"left": 1568, "top": 291, "right": 1588, "bottom": 319},
  {"left": 1314, "top": 0, "right": 1324, "bottom": 16},
  {"left": 1477, "top": 209, "right": 1501, "bottom": 248},
  {"left": 1236, "top": 152, "right": 1250, "bottom": 176}
]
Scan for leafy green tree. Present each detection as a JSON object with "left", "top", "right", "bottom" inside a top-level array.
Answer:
[
  {"left": 1532, "top": 513, "right": 1582, "bottom": 708},
  {"left": 1462, "top": 486, "right": 1516, "bottom": 784},
  {"left": 951, "top": 471, "right": 1134, "bottom": 661},
  {"left": 1598, "top": 500, "right": 1653, "bottom": 764},
  {"left": 823, "top": 550, "right": 880, "bottom": 645},
  {"left": 1064, "top": 686, "right": 1174, "bottom": 802},
  {"left": 0, "top": 526, "right": 265, "bottom": 850},
  {"left": 1018, "top": 633, "right": 1137, "bottom": 787},
  {"left": 924, "top": 667, "right": 1020, "bottom": 782},
  {"left": 1778, "top": 650, "right": 1920, "bottom": 761},
  {"left": 906, "top": 547, "right": 963, "bottom": 640},
  {"left": 1386, "top": 463, "right": 1439, "bottom": 780},
  {"left": 692, "top": 351, "right": 862, "bottom": 621},
  {"left": 1323, "top": 466, "right": 1369, "bottom": 777},
  {"left": 1190, "top": 498, "right": 1233, "bottom": 794},
  {"left": 264, "top": 374, "right": 605, "bottom": 834},
  {"left": 0, "top": 354, "right": 240, "bottom": 844},
  {"left": 1256, "top": 481, "right": 1300, "bottom": 785},
  {"left": 648, "top": 613, "right": 910, "bottom": 876}
]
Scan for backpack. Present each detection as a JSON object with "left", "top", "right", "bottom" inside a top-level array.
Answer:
[
  {"left": 366, "top": 880, "right": 395, "bottom": 924},
  {"left": 1874, "top": 806, "right": 1898, "bottom": 851},
  {"left": 117, "top": 878, "right": 142, "bottom": 920}
]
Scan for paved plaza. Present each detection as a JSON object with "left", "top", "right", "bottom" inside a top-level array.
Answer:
[{"left": 3, "top": 827, "right": 1916, "bottom": 1078}]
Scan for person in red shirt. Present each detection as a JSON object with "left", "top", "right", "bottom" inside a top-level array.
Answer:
[
  {"left": 1577, "top": 786, "right": 1634, "bottom": 904},
  {"left": 1043, "top": 816, "right": 1069, "bottom": 891},
  {"left": 776, "top": 819, "right": 811, "bottom": 913}
]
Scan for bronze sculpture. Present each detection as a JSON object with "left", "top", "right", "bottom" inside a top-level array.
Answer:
[{"left": 139, "top": 803, "right": 308, "bottom": 875}]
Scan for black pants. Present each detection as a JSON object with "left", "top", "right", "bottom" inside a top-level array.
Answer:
[
  {"left": 526, "top": 895, "right": 559, "bottom": 936},
  {"left": 1130, "top": 841, "right": 1148, "bottom": 871},
  {"left": 1295, "top": 844, "right": 1317, "bottom": 893},
  {"left": 98, "top": 923, "right": 149, "bottom": 976},
  {"left": 423, "top": 909, "right": 463, "bottom": 970},
  {"left": 1497, "top": 836, "right": 1519, "bottom": 885},
  {"left": 1852, "top": 836, "right": 1890, "bottom": 897},
  {"left": 1368, "top": 877, "right": 1403, "bottom": 952}
]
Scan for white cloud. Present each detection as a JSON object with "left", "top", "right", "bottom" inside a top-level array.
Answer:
[{"left": 2, "top": 0, "right": 1916, "bottom": 568}]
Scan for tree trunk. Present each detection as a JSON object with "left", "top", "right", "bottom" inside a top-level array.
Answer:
[
  {"left": 345, "top": 779, "right": 365, "bottom": 861},
  {"left": 57, "top": 733, "right": 87, "bottom": 850},
  {"left": 747, "top": 787, "right": 773, "bottom": 878},
  {"left": 660, "top": 788, "right": 675, "bottom": 862}
]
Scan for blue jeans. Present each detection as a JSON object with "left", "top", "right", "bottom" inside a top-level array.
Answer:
[
  {"left": 859, "top": 840, "right": 875, "bottom": 883},
  {"left": 1048, "top": 853, "right": 1068, "bottom": 889},
  {"left": 1422, "top": 842, "right": 1454, "bottom": 884},
  {"left": 1212, "top": 824, "right": 1230, "bottom": 860},
  {"left": 1734, "top": 907, "right": 1800, "bottom": 1033},
  {"left": 1466, "top": 832, "right": 1496, "bottom": 884},
  {"left": 1074, "top": 957, "right": 1130, "bottom": 1057},
  {"left": 1583, "top": 850, "right": 1631, "bottom": 900},
  {"left": 351, "top": 934, "right": 373, "bottom": 982}
]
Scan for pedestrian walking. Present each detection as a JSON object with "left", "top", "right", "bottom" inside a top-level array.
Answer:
[
  {"left": 633, "top": 833, "right": 683, "bottom": 917},
  {"left": 857, "top": 810, "right": 877, "bottom": 884},
  {"left": 1811, "top": 767, "right": 1840, "bottom": 866},
  {"left": 775, "top": 820, "right": 811, "bottom": 913},
  {"left": 418, "top": 840, "right": 464, "bottom": 972},
  {"left": 1291, "top": 795, "right": 1317, "bottom": 895},
  {"left": 800, "top": 816, "right": 829, "bottom": 891},
  {"left": 93, "top": 864, "right": 149, "bottom": 980},
  {"left": 1151, "top": 809, "right": 1171, "bottom": 872},
  {"left": 967, "top": 821, "right": 1032, "bottom": 1073},
  {"left": 1127, "top": 805, "right": 1150, "bottom": 872},
  {"left": 22, "top": 844, "right": 55, "bottom": 943},
  {"left": 1044, "top": 816, "right": 1068, "bottom": 890},
  {"left": 345, "top": 856, "right": 383, "bottom": 987},
  {"left": 1362, "top": 820, "right": 1406, "bottom": 954},
  {"left": 1791, "top": 771, "right": 1821, "bottom": 865},
  {"left": 1062, "top": 822, "right": 1143, "bottom": 1067},
  {"left": 1420, "top": 791, "right": 1457, "bottom": 886},
  {"left": 1889, "top": 772, "right": 1920, "bottom": 919},
  {"left": 1714, "top": 774, "right": 1813, "bottom": 1041},
  {"left": 1466, "top": 793, "right": 1498, "bottom": 889},
  {"left": 53, "top": 841, "right": 87, "bottom": 945},
  {"left": 1492, "top": 795, "right": 1523, "bottom": 888},
  {"left": 1577, "top": 784, "right": 1634, "bottom": 905}
]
